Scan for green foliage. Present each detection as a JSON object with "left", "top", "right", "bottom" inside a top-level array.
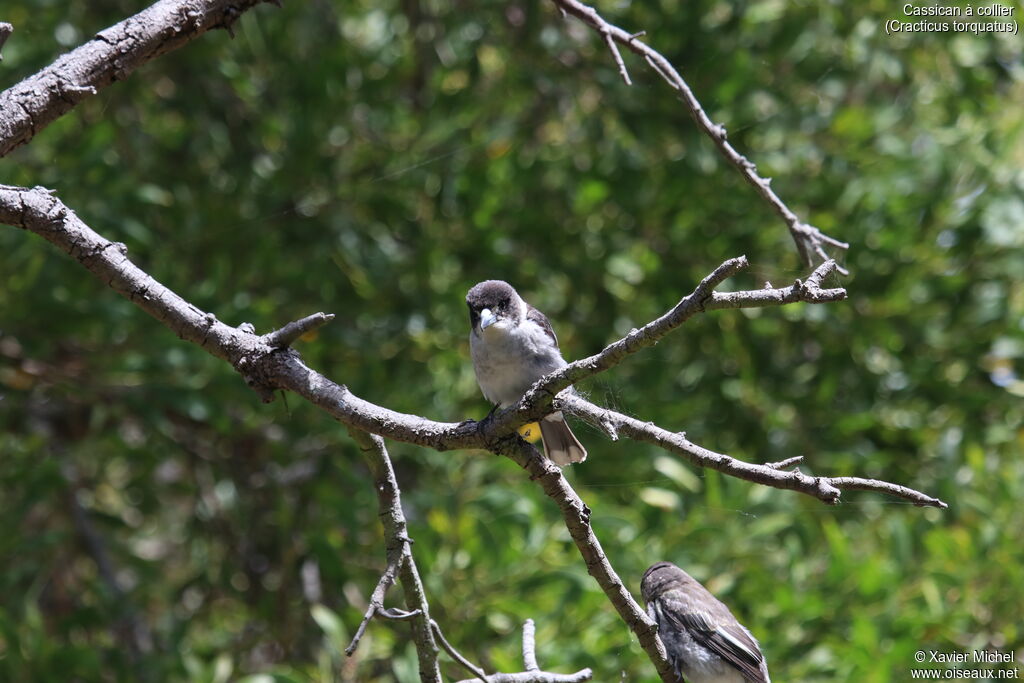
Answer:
[{"left": 2, "top": 0, "right": 1022, "bottom": 681}]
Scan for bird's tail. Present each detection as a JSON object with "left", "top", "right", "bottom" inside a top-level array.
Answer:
[{"left": 538, "top": 412, "right": 587, "bottom": 466}]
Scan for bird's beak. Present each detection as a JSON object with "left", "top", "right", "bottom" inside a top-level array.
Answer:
[{"left": 479, "top": 308, "right": 498, "bottom": 330}]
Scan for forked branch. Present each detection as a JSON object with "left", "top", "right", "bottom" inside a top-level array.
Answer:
[
  {"left": 0, "top": 183, "right": 945, "bottom": 683},
  {"left": 547, "top": 0, "right": 849, "bottom": 272}
]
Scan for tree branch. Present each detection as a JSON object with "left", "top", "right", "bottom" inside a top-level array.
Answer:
[
  {"left": 560, "top": 394, "right": 947, "bottom": 508},
  {"left": 548, "top": 0, "right": 849, "bottom": 272},
  {"left": 345, "top": 428, "right": 592, "bottom": 683},
  {"left": 450, "top": 619, "right": 594, "bottom": 683},
  {"left": 490, "top": 440, "right": 678, "bottom": 682},
  {"left": 347, "top": 428, "right": 442, "bottom": 682},
  {"left": 344, "top": 552, "right": 406, "bottom": 657},
  {"left": 522, "top": 619, "right": 539, "bottom": 672},
  {"left": 0, "top": 0, "right": 279, "bottom": 157}
]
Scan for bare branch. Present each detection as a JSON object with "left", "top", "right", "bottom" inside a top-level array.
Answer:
[
  {"left": 450, "top": 618, "right": 595, "bottom": 683},
  {"left": 455, "top": 669, "right": 594, "bottom": 683},
  {"left": 345, "top": 553, "right": 405, "bottom": 656},
  {"left": 0, "top": 0, "right": 279, "bottom": 157},
  {"left": 560, "top": 394, "right": 947, "bottom": 509},
  {"left": 498, "top": 440, "right": 676, "bottom": 681},
  {"left": 431, "top": 620, "right": 490, "bottom": 683},
  {"left": 378, "top": 607, "right": 423, "bottom": 620},
  {"left": 344, "top": 433, "right": 590, "bottom": 683},
  {"left": 522, "top": 619, "right": 539, "bottom": 672},
  {"left": 600, "top": 29, "right": 631, "bottom": 85},
  {"left": 348, "top": 428, "right": 442, "bottom": 682},
  {"left": 547, "top": 0, "right": 849, "bottom": 271}
]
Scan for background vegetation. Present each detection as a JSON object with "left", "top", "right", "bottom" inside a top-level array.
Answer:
[{"left": 2, "top": 0, "right": 1022, "bottom": 681}]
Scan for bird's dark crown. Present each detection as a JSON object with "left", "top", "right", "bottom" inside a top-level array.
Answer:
[
  {"left": 466, "top": 280, "right": 518, "bottom": 311},
  {"left": 466, "top": 280, "right": 522, "bottom": 330},
  {"left": 641, "top": 561, "right": 696, "bottom": 600}
]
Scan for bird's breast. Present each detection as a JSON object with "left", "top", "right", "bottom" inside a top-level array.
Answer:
[{"left": 470, "top": 323, "right": 565, "bottom": 406}]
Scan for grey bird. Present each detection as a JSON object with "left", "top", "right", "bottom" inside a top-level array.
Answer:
[
  {"left": 466, "top": 280, "right": 587, "bottom": 466},
  {"left": 641, "top": 561, "right": 771, "bottom": 683}
]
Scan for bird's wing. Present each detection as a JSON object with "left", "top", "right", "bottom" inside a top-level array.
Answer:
[
  {"left": 526, "top": 304, "right": 559, "bottom": 348},
  {"left": 664, "top": 607, "right": 768, "bottom": 683}
]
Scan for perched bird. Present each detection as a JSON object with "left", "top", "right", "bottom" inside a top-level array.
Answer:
[
  {"left": 641, "top": 561, "right": 770, "bottom": 683},
  {"left": 466, "top": 280, "right": 586, "bottom": 466}
]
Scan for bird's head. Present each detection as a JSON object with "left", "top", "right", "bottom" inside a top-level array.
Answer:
[
  {"left": 466, "top": 280, "right": 523, "bottom": 335},
  {"left": 641, "top": 561, "right": 697, "bottom": 603}
]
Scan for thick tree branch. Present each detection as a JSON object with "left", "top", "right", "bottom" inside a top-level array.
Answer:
[
  {"left": 0, "top": 0, "right": 277, "bottom": 157},
  {"left": 548, "top": 0, "right": 849, "bottom": 272}
]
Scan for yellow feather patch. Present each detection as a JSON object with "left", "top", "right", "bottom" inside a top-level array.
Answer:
[{"left": 518, "top": 422, "right": 542, "bottom": 443}]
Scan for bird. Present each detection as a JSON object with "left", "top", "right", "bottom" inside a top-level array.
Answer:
[
  {"left": 641, "top": 561, "right": 771, "bottom": 683},
  {"left": 466, "top": 280, "right": 586, "bottom": 466}
]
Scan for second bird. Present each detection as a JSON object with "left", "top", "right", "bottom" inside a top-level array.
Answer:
[
  {"left": 642, "top": 561, "right": 771, "bottom": 683},
  {"left": 466, "top": 280, "right": 587, "bottom": 466}
]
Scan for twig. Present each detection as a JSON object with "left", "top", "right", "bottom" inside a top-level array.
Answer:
[
  {"left": 765, "top": 456, "right": 804, "bottom": 470},
  {"left": 599, "top": 29, "right": 631, "bottom": 85},
  {"left": 264, "top": 312, "right": 335, "bottom": 348},
  {"left": 431, "top": 619, "right": 491, "bottom": 683},
  {"left": 455, "top": 670, "right": 594, "bottom": 683},
  {"left": 378, "top": 607, "right": 423, "bottom": 620},
  {"left": 522, "top": 619, "right": 539, "bottom": 672},
  {"left": 547, "top": 0, "right": 849, "bottom": 272},
  {"left": 449, "top": 618, "right": 595, "bottom": 683},
  {"left": 345, "top": 553, "right": 405, "bottom": 656}
]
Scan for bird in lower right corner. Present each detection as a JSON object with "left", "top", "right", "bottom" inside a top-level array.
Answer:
[{"left": 641, "top": 561, "right": 771, "bottom": 683}]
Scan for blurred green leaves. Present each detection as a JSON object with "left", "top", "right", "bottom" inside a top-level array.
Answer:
[{"left": 1, "top": 0, "right": 1022, "bottom": 681}]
